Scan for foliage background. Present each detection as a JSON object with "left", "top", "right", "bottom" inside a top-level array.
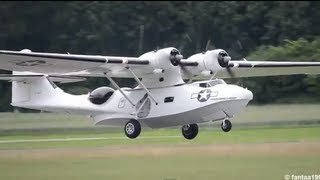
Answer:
[{"left": 0, "top": 1, "right": 320, "bottom": 111}]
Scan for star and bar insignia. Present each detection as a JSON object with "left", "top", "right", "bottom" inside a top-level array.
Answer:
[{"left": 191, "top": 89, "right": 218, "bottom": 102}]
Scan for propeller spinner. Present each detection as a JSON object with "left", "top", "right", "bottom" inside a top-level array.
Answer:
[{"left": 217, "top": 51, "right": 235, "bottom": 78}]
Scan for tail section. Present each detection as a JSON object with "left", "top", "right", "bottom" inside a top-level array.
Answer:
[
  {"left": 0, "top": 71, "right": 112, "bottom": 115},
  {"left": 11, "top": 71, "right": 60, "bottom": 105},
  {"left": 0, "top": 71, "right": 87, "bottom": 112}
]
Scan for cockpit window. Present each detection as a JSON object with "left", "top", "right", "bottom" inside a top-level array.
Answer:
[
  {"left": 199, "top": 83, "right": 209, "bottom": 88},
  {"left": 197, "top": 79, "right": 226, "bottom": 88},
  {"left": 208, "top": 79, "right": 226, "bottom": 86},
  {"left": 88, "top": 87, "right": 115, "bottom": 105}
]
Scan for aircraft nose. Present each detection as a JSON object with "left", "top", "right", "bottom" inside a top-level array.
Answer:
[
  {"left": 243, "top": 88, "right": 253, "bottom": 100},
  {"left": 219, "top": 84, "right": 253, "bottom": 101},
  {"left": 232, "top": 85, "right": 253, "bottom": 100}
]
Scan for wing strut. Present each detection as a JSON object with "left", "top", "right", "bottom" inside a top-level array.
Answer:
[
  {"left": 104, "top": 73, "right": 135, "bottom": 107},
  {"left": 209, "top": 71, "right": 218, "bottom": 80},
  {"left": 126, "top": 67, "right": 159, "bottom": 105}
]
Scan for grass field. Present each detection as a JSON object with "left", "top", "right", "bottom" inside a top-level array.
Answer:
[
  {"left": 0, "top": 127, "right": 319, "bottom": 180},
  {"left": 0, "top": 104, "right": 319, "bottom": 130},
  {"left": 0, "top": 104, "right": 319, "bottom": 180},
  {"left": 0, "top": 126, "right": 319, "bottom": 149},
  {"left": 0, "top": 149, "right": 319, "bottom": 180}
]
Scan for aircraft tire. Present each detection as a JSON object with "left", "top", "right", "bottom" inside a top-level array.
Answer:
[
  {"left": 124, "top": 119, "right": 141, "bottom": 139},
  {"left": 181, "top": 124, "right": 198, "bottom": 140},
  {"left": 221, "top": 119, "right": 232, "bottom": 132}
]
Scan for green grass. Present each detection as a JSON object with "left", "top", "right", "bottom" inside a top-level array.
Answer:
[
  {"left": 0, "top": 105, "right": 319, "bottom": 180},
  {"left": 0, "top": 126, "right": 319, "bottom": 150},
  {"left": 233, "top": 104, "right": 320, "bottom": 122},
  {"left": 0, "top": 127, "right": 318, "bottom": 180},
  {"left": 0, "top": 154, "right": 318, "bottom": 180},
  {"left": 0, "top": 112, "right": 92, "bottom": 129},
  {"left": 0, "top": 104, "right": 319, "bottom": 131}
]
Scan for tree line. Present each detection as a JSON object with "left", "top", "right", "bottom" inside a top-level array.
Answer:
[{"left": 0, "top": 1, "right": 319, "bottom": 111}]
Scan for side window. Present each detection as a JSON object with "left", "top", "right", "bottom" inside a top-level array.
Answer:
[
  {"left": 199, "top": 83, "right": 208, "bottom": 88},
  {"left": 164, "top": 97, "right": 174, "bottom": 103}
]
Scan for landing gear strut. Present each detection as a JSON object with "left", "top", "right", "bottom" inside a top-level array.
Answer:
[
  {"left": 221, "top": 119, "right": 232, "bottom": 132},
  {"left": 124, "top": 119, "right": 141, "bottom": 139},
  {"left": 181, "top": 124, "right": 198, "bottom": 140}
]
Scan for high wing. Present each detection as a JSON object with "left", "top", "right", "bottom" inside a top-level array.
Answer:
[
  {"left": 180, "top": 49, "right": 320, "bottom": 79},
  {"left": 214, "top": 60, "right": 320, "bottom": 78},
  {"left": 0, "top": 49, "right": 152, "bottom": 78},
  {"left": 2, "top": 48, "right": 320, "bottom": 83},
  {"left": 0, "top": 74, "right": 86, "bottom": 83},
  {"left": 0, "top": 48, "right": 192, "bottom": 88}
]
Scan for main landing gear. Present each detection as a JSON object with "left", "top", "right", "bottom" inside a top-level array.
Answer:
[
  {"left": 124, "top": 119, "right": 141, "bottom": 139},
  {"left": 181, "top": 124, "right": 199, "bottom": 140},
  {"left": 180, "top": 120, "right": 232, "bottom": 140},
  {"left": 123, "top": 120, "right": 231, "bottom": 139},
  {"left": 221, "top": 119, "right": 232, "bottom": 132}
]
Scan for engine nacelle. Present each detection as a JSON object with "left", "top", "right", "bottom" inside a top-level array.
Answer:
[
  {"left": 137, "top": 47, "right": 185, "bottom": 88},
  {"left": 183, "top": 49, "right": 231, "bottom": 77},
  {"left": 139, "top": 47, "right": 183, "bottom": 71},
  {"left": 88, "top": 87, "right": 115, "bottom": 105}
]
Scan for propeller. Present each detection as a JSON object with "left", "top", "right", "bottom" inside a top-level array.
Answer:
[
  {"left": 170, "top": 44, "right": 194, "bottom": 81},
  {"left": 204, "top": 38, "right": 236, "bottom": 79},
  {"left": 169, "top": 49, "right": 183, "bottom": 66},
  {"left": 226, "top": 65, "right": 235, "bottom": 78},
  {"left": 205, "top": 39, "right": 211, "bottom": 51},
  {"left": 217, "top": 51, "right": 236, "bottom": 78},
  {"left": 201, "top": 38, "right": 216, "bottom": 55},
  {"left": 178, "top": 33, "right": 192, "bottom": 55},
  {"left": 177, "top": 36, "right": 238, "bottom": 81},
  {"left": 205, "top": 39, "right": 216, "bottom": 51},
  {"left": 138, "top": 25, "right": 144, "bottom": 54},
  {"left": 230, "top": 39, "right": 248, "bottom": 86}
]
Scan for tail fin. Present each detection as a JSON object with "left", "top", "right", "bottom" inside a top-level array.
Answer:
[
  {"left": 11, "top": 71, "right": 60, "bottom": 104},
  {"left": 0, "top": 72, "right": 95, "bottom": 114},
  {"left": 0, "top": 71, "right": 85, "bottom": 105}
]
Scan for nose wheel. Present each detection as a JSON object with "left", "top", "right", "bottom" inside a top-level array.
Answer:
[
  {"left": 181, "top": 124, "right": 198, "bottom": 140},
  {"left": 124, "top": 119, "right": 141, "bottom": 139},
  {"left": 221, "top": 119, "right": 232, "bottom": 132}
]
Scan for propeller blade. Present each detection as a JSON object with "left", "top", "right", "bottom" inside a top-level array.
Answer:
[
  {"left": 138, "top": 25, "right": 144, "bottom": 54},
  {"left": 226, "top": 67, "right": 235, "bottom": 78},
  {"left": 237, "top": 39, "right": 243, "bottom": 50},
  {"left": 205, "top": 39, "right": 211, "bottom": 51},
  {"left": 180, "top": 65, "right": 194, "bottom": 83}
]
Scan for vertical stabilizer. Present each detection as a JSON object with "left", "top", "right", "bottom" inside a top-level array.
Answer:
[{"left": 11, "top": 71, "right": 59, "bottom": 104}]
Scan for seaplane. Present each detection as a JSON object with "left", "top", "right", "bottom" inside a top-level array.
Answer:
[{"left": 0, "top": 47, "right": 319, "bottom": 139}]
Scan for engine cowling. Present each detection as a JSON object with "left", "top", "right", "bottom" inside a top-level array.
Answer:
[
  {"left": 183, "top": 49, "right": 231, "bottom": 77},
  {"left": 139, "top": 47, "right": 183, "bottom": 70},
  {"left": 88, "top": 87, "right": 115, "bottom": 105},
  {"left": 137, "top": 47, "right": 185, "bottom": 88}
]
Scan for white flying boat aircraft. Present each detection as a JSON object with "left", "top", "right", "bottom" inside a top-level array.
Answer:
[{"left": 0, "top": 47, "right": 319, "bottom": 139}]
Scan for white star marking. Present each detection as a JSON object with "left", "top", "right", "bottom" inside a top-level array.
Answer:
[{"left": 198, "top": 89, "right": 211, "bottom": 102}]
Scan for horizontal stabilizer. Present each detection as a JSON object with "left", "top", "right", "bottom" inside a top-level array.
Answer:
[{"left": 0, "top": 74, "right": 86, "bottom": 83}]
